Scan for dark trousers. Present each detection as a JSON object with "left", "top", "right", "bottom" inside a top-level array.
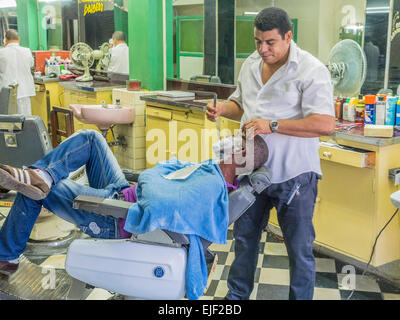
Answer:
[{"left": 226, "top": 172, "right": 320, "bottom": 300}]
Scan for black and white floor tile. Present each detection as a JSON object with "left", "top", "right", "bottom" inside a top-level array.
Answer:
[
  {"left": 1, "top": 206, "right": 400, "bottom": 300},
  {"left": 202, "top": 227, "right": 400, "bottom": 300}
]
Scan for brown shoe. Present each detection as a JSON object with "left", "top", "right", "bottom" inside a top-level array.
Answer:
[
  {"left": 0, "top": 260, "right": 19, "bottom": 276},
  {"left": 0, "top": 164, "right": 50, "bottom": 200}
]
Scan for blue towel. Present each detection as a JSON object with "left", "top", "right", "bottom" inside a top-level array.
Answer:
[{"left": 124, "top": 158, "right": 229, "bottom": 300}]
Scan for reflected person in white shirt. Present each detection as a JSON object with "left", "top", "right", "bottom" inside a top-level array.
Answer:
[
  {"left": 108, "top": 31, "right": 129, "bottom": 75},
  {"left": 207, "top": 7, "right": 335, "bottom": 300},
  {"left": 0, "top": 30, "right": 35, "bottom": 115}
]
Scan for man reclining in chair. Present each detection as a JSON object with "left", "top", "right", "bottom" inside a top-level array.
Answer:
[{"left": 0, "top": 129, "right": 268, "bottom": 297}]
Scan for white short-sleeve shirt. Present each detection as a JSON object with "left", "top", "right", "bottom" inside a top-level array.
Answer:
[
  {"left": 229, "top": 40, "right": 334, "bottom": 183},
  {"left": 108, "top": 43, "right": 130, "bottom": 75},
  {"left": 0, "top": 43, "right": 35, "bottom": 99}
]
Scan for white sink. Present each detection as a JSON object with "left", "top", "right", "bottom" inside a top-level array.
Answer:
[{"left": 70, "top": 104, "right": 135, "bottom": 131}]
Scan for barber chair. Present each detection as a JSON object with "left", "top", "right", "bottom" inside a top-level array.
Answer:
[
  {"left": 0, "top": 114, "right": 77, "bottom": 245},
  {"left": 0, "top": 85, "right": 18, "bottom": 115},
  {"left": 0, "top": 114, "right": 52, "bottom": 168},
  {"left": 0, "top": 114, "right": 53, "bottom": 200},
  {"left": 65, "top": 167, "right": 272, "bottom": 300}
]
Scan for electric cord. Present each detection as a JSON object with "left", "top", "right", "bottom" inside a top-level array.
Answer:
[{"left": 346, "top": 208, "right": 399, "bottom": 300}]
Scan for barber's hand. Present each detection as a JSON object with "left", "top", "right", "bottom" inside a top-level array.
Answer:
[
  {"left": 206, "top": 101, "right": 224, "bottom": 122},
  {"left": 242, "top": 119, "right": 271, "bottom": 138}
]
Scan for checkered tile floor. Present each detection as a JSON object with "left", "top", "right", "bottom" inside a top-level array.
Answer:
[
  {"left": 202, "top": 226, "right": 400, "bottom": 300},
  {"left": 1, "top": 205, "right": 400, "bottom": 300}
]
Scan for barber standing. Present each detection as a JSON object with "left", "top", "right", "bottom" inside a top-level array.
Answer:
[
  {"left": 108, "top": 31, "right": 129, "bottom": 75},
  {"left": 0, "top": 29, "right": 35, "bottom": 116},
  {"left": 207, "top": 7, "right": 335, "bottom": 300}
]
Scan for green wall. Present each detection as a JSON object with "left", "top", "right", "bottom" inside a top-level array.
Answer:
[
  {"left": 16, "top": 0, "right": 39, "bottom": 50},
  {"left": 127, "top": 0, "right": 164, "bottom": 90},
  {"left": 114, "top": 0, "right": 129, "bottom": 43}
]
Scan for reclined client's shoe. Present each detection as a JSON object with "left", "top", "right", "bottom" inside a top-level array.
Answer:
[
  {"left": 0, "top": 260, "right": 19, "bottom": 276},
  {"left": 0, "top": 164, "right": 50, "bottom": 200}
]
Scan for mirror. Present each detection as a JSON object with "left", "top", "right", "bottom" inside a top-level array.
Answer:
[
  {"left": 0, "top": 0, "right": 129, "bottom": 51},
  {"left": 173, "top": 0, "right": 395, "bottom": 94},
  {"left": 361, "top": 0, "right": 390, "bottom": 94},
  {"left": 38, "top": 0, "right": 64, "bottom": 50},
  {"left": 0, "top": 1, "right": 18, "bottom": 48},
  {"left": 388, "top": 0, "right": 400, "bottom": 93}
]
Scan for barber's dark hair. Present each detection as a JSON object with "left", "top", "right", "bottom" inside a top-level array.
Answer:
[
  {"left": 5, "top": 29, "right": 19, "bottom": 41},
  {"left": 232, "top": 135, "right": 269, "bottom": 171},
  {"left": 254, "top": 7, "right": 292, "bottom": 39}
]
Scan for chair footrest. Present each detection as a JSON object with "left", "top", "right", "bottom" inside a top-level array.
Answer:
[{"left": 73, "top": 195, "right": 131, "bottom": 219}]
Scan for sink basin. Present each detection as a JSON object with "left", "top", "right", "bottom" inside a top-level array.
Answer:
[{"left": 70, "top": 104, "right": 135, "bottom": 131}]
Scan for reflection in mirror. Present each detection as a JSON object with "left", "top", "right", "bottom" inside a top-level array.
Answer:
[
  {"left": 389, "top": 0, "right": 400, "bottom": 93},
  {"left": 38, "top": 0, "right": 63, "bottom": 50},
  {"left": 361, "top": 0, "right": 390, "bottom": 94},
  {"left": 0, "top": 1, "right": 17, "bottom": 48},
  {"left": 173, "top": 0, "right": 204, "bottom": 81},
  {"left": 173, "top": 0, "right": 399, "bottom": 96},
  {"left": 235, "top": 0, "right": 366, "bottom": 86},
  {"left": 61, "top": 0, "right": 79, "bottom": 50}
]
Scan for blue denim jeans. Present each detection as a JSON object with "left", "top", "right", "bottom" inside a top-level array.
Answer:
[
  {"left": 226, "top": 172, "right": 320, "bottom": 300},
  {"left": 0, "top": 130, "right": 130, "bottom": 261}
]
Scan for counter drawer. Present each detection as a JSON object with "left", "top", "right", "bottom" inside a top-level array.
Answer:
[
  {"left": 319, "top": 145, "right": 375, "bottom": 168},
  {"left": 172, "top": 110, "right": 204, "bottom": 126},
  {"left": 146, "top": 107, "right": 172, "bottom": 120}
]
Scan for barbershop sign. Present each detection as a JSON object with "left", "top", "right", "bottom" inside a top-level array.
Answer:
[{"left": 79, "top": 0, "right": 111, "bottom": 16}]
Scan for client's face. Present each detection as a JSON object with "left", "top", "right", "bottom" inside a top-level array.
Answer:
[{"left": 231, "top": 135, "right": 256, "bottom": 176}]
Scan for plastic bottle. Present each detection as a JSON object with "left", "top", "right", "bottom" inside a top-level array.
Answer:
[
  {"left": 375, "top": 96, "right": 386, "bottom": 125},
  {"left": 354, "top": 94, "right": 365, "bottom": 123},
  {"left": 342, "top": 97, "right": 350, "bottom": 121},
  {"left": 45, "top": 59, "right": 49, "bottom": 76},
  {"left": 348, "top": 97, "right": 356, "bottom": 122},
  {"left": 396, "top": 99, "right": 400, "bottom": 126},
  {"left": 385, "top": 96, "right": 398, "bottom": 126},
  {"left": 364, "top": 95, "right": 376, "bottom": 124}
]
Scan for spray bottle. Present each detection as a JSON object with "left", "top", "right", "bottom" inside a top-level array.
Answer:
[
  {"left": 385, "top": 96, "right": 398, "bottom": 126},
  {"left": 342, "top": 97, "right": 350, "bottom": 121},
  {"left": 347, "top": 97, "right": 357, "bottom": 122},
  {"left": 375, "top": 96, "right": 386, "bottom": 125},
  {"left": 354, "top": 95, "right": 365, "bottom": 123},
  {"left": 364, "top": 95, "right": 376, "bottom": 124}
]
